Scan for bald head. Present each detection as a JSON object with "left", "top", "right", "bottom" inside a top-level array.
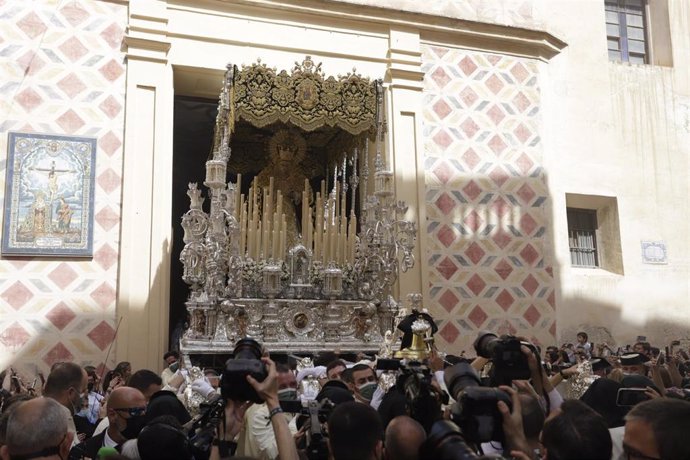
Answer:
[
  {"left": 107, "top": 387, "right": 147, "bottom": 412},
  {"left": 0, "top": 398, "right": 72, "bottom": 459},
  {"left": 385, "top": 416, "right": 426, "bottom": 460}
]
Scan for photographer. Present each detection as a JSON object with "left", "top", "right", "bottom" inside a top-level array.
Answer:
[{"left": 212, "top": 357, "right": 298, "bottom": 460}]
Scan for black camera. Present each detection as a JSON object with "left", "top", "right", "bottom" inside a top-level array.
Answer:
[
  {"left": 221, "top": 338, "right": 268, "bottom": 403},
  {"left": 187, "top": 393, "right": 226, "bottom": 452},
  {"left": 420, "top": 419, "right": 507, "bottom": 460},
  {"left": 377, "top": 358, "right": 448, "bottom": 432},
  {"left": 444, "top": 362, "right": 512, "bottom": 445},
  {"left": 474, "top": 331, "right": 536, "bottom": 386},
  {"left": 280, "top": 398, "right": 335, "bottom": 460}
]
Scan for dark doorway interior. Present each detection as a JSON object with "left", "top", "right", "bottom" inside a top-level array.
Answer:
[{"left": 170, "top": 96, "right": 217, "bottom": 347}]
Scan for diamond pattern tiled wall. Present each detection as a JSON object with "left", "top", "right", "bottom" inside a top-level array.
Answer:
[
  {"left": 422, "top": 45, "right": 555, "bottom": 354},
  {"left": 0, "top": 0, "right": 126, "bottom": 377}
]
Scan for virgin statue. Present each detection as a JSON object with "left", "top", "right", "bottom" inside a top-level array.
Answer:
[{"left": 255, "top": 129, "right": 312, "bottom": 245}]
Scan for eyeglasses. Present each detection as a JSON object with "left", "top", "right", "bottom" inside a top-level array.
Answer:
[{"left": 114, "top": 406, "right": 146, "bottom": 417}]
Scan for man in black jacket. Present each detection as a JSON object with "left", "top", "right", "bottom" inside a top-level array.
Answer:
[{"left": 70, "top": 386, "right": 147, "bottom": 459}]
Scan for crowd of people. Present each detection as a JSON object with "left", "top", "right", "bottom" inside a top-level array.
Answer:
[{"left": 1, "top": 330, "right": 690, "bottom": 460}]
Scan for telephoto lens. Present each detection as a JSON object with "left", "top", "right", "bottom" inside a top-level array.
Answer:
[{"left": 221, "top": 338, "right": 268, "bottom": 403}]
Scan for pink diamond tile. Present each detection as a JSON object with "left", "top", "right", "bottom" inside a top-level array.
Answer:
[
  {"left": 17, "top": 12, "right": 47, "bottom": 39},
  {"left": 437, "top": 256, "right": 458, "bottom": 280},
  {"left": 56, "top": 109, "right": 85, "bottom": 133},
  {"left": 439, "top": 322, "right": 460, "bottom": 344},
  {"left": 48, "top": 263, "right": 78, "bottom": 289},
  {"left": 488, "top": 135, "right": 507, "bottom": 155},
  {"left": 520, "top": 212, "right": 538, "bottom": 235},
  {"left": 45, "top": 302, "right": 77, "bottom": 330},
  {"left": 522, "top": 274, "right": 539, "bottom": 295},
  {"left": 94, "top": 244, "right": 118, "bottom": 270},
  {"left": 431, "top": 67, "right": 450, "bottom": 88},
  {"left": 466, "top": 274, "right": 486, "bottom": 296},
  {"left": 9, "top": 259, "right": 30, "bottom": 269},
  {"left": 514, "top": 123, "right": 532, "bottom": 144},
  {"left": 485, "top": 74, "right": 505, "bottom": 95},
  {"left": 97, "top": 168, "right": 121, "bottom": 194},
  {"left": 57, "top": 73, "right": 86, "bottom": 98},
  {"left": 462, "top": 181, "right": 482, "bottom": 201},
  {"left": 460, "top": 117, "right": 480, "bottom": 138},
  {"left": 15, "top": 87, "right": 43, "bottom": 112},
  {"left": 463, "top": 210, "right": 483, "bottom": 233},
  {"left": 99, "top": 131, "right": 122, "bottom": 156},
  {"left": 511, "top": 62, "right": 530, "bottom": 83},
  {"left": 90, "top": 282, "right": 116, "bottom": 309},
  {"left": 494, "top": 259, "right": 513, "bottom": 280},
  {"left": 468, "top": 305, "right": 488, "bottom": 328},
  {"left": 491, "top": 196, "right": 510, "bottom": 217},
  {"left": 433, "top": 162, "right": 454, "bottom": 184},
  {"left": 100, "top": 23, "right": 124, "bottom": 49},
  {"left": 465, "top": 242, "right": 485, "bottom": 264},
  {"left": 516, "top": 153, "right": 535, "bottom": 175},
  {"left": 88, "top": 321, "right": 116, "bottom": 351},
  {"left": 492, "top": 230, "right": 512, "bottom": 249},
  {"left": 523, "top": 305, "right": 541, "bottom": 327},
  {"left": 0, "top": 322, "right": 30, "bottom": 348},
  {"left": 58, "top": 37, "right": 88, "bottom": 62},
  {"left": 438, "top": 289, "right": 459, "bottom": 313},
  {"left": 432, "top": 99, "right": 452, "bottom": 119},
  {"left": 520, "top": 244, "right": 540, "bottom": 266},
  {"left": 431, "top": 46, "right": 448, "bottom": 58},
  {"left": 437, "top": 225, "right": 457, "bottom": 248},
  {"left": 457, "top": 56, "right": 477, "bottom": 76},
  {"left": 515, "top": 183, "right": 536, "bottom": 205},
  {"left": 513, "top": 92, "right": 531, "bottom": 112},
  {"left": 462, "top": 148, "right": 480, "bottom": 170},
  {"left": 459, "top": 87, "right": 479, "bottom": 108},
  {"left": 487, "top": 55, "right": 501, "bottom": 65},
  {"left": 95, "top": 206, "right": 119, "bottom": 231},
  {"left": 99, "top": 59, "right": 124, "bottom": 82},
  {"left": 43, "top": 342, "right": 74, "bottom": 367},
  {"left": 60, "top": 3, "right": 89, "bottom": 26},
  {"left": 549, "top": 321, "right": 557, "bottom": 337},
  {"left": 432, "top": 130, "right": 453, "bottom": 149},
  {"left": 17, "top": 51, "right": 45, "bottom": 76},
  {"left": 495, "top": 289, "right": 515, "bottom": 311},
  {"left": 435, "top": 193, "right": 456, "bottom": 215},
  {"left": 489, "top": 166, "right": 509, "bottom": 187},
  {"left": 2, "top": 281, "right": 34, "bottom": 310},
  {"left": 486, "top": 104, "right": 505, "bottom": 125}
]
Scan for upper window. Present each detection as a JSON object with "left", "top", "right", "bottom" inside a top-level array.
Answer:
[
  {"left": 567, "top": 208, "right": 599, "bottom": 268},
  {"left": 606, "top": 0, "right": 648, "bottom": 64}
]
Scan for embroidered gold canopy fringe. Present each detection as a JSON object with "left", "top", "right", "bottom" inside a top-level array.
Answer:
[{"left": 229, "top": 56, "right": 380, "bottom": 136}]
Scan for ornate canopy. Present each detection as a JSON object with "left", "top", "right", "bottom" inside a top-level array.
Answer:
[{"left": 231, "top": 56, "right": 380, "bottom": 135}]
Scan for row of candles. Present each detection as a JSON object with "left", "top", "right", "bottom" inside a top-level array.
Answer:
[{"left": 233, "top": 174, "right": 358, "bottom": 265}]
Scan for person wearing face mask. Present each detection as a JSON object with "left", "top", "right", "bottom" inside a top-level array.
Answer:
[
  {"left": 43, "top": 362, "right": 89, "bottom": 448},
  {"left": 237, "top": 363, "right": 299, "bottom": 459},
  {"left": 349, "top": 364, "right": 378, "bottom": 405},
  {"left": 160, "top": 351, "right": 180, "bottom": 387},
  {"left": 70, "top": 386, "right": 147, "bottom": 459}
]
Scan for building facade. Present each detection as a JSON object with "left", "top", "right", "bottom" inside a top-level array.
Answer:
[{"left": 0, "top": 0, "right": 688, "bottom": 374}]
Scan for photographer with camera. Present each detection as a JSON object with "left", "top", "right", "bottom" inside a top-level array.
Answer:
[{"left": 208, "top": 356, "right": 298, "bottom": 460}]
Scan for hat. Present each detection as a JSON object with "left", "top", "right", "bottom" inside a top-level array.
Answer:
[
  {"left": 590, "top": 357, "right": 612, "bottom": 373},
  {"left": 619, "top": 353, "right": 649, "bottom": 366},
  {"left": 579, "top": 378, "right": 627, "bottom": 428},
  {"left": 621, "top": 374, "right": 658, "bottom": 392}
]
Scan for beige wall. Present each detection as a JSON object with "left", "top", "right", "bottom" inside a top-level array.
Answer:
[{"left": 537, "top": 0, "right": 690, "bottom": 347}]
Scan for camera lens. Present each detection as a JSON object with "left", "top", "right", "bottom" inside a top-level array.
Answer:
[
  {"left": 233, "top": 338, "right": 263, "bottom": 359},
  {"left": 473, "top": 331, "right": 498, "bottom": 359}
]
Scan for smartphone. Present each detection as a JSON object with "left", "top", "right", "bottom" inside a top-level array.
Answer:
[
  {"left": 636, "top": 336, "right": 647, "bottom": 342},
  {"left": 616, "top": 388, "right": 651, "bottom": 407}
]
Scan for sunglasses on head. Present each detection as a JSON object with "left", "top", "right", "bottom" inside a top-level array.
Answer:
[{"left": 114, "top": 406, "right": 146, "bottom": 417}]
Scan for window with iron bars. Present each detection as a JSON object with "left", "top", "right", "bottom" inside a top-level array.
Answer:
[
  {"left": 605, "top": 0, "right": 648, "bottom": 64},
  {"left": 567, "top": 208, "right": 599, "bottom": 268}
]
